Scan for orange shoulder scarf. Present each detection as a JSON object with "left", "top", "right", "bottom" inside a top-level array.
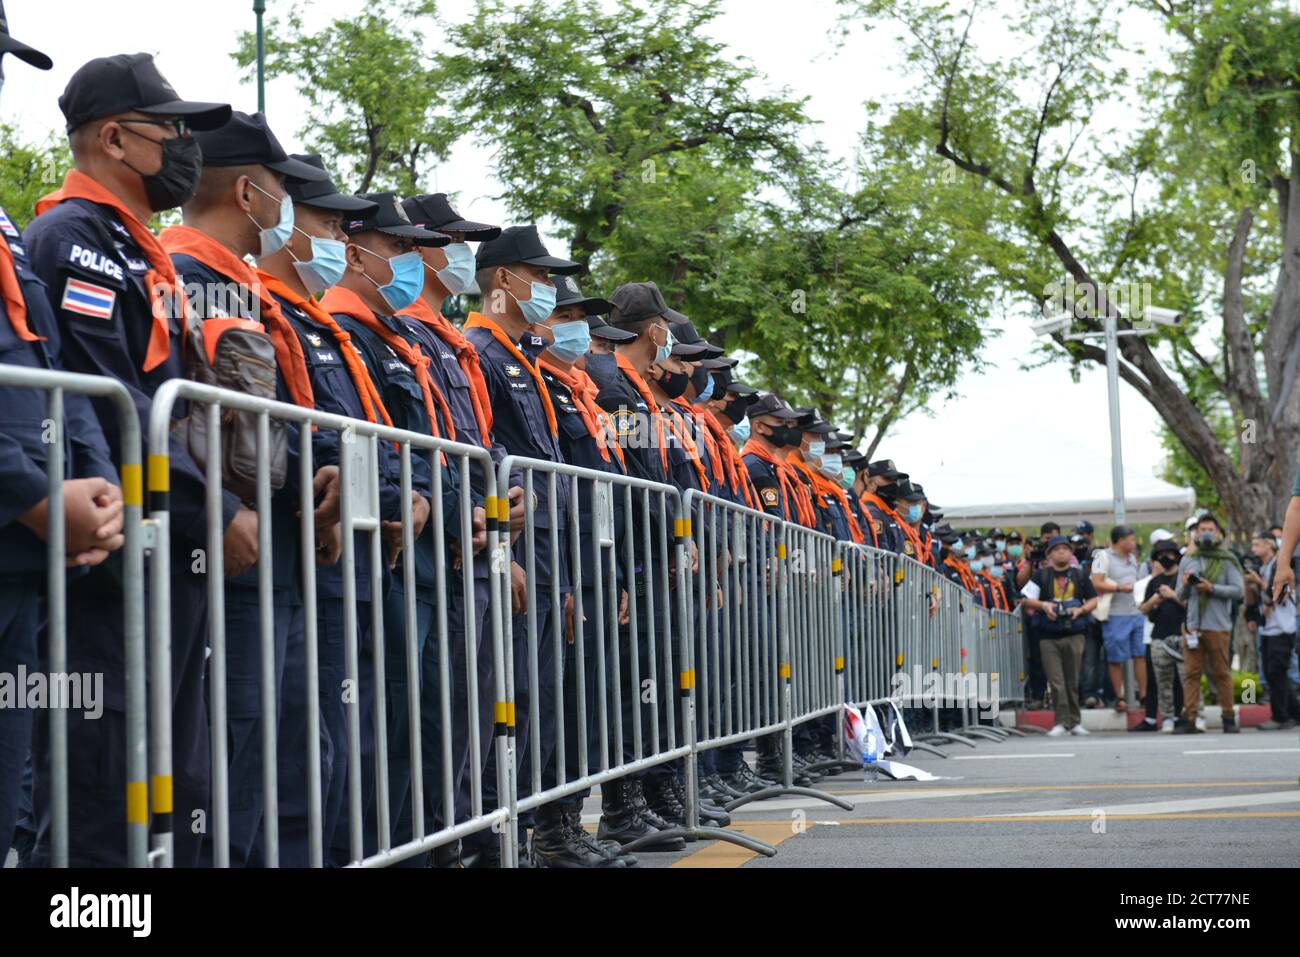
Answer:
[
  {"left": 400, "top": 297, "right": 493, "bottom": 448},
  {"left": 462, "top": 311, "right": 557, "bottom": 438},
  {"left": 538, "top": 355, "right": 624, "bottom": 467},
  {"left": 159, "top": 224, "right": 314, "bottom": 409},
  {"left": 740, "top": 441, "right": 816, "bottom": 527},
  {"left": 38, "top": 170, "right": 175, "bottom": 370}
]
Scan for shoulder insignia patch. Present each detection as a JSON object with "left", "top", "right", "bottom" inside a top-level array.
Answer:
[
  {"left": 0, "top": 209, "right": 19, "bottom": 240},
  {"left": 305, "top": 332, "right": 323, "bottom": 347},
  {"left": 761, "top": 487, "right": 779, "bottom": 507},
  {"left": 504, "top": 362, "right": 523, "bottom": 377},
  {"left": 61, "top": 277, "right": 116, "bottom": 320}
]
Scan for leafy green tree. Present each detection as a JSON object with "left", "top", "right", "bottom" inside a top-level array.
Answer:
[
  {"left": 842, "top": 0, "right": 1300, "bottom": 538},
  {"left": 233, "top": 0, "right": 455, "bottom": 193},
  {"left": 0, "top": 124, "right": 71, "bottom": 229}
]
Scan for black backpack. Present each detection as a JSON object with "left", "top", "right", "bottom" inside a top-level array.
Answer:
[{"left": 1033, "top": 565, "right": 1092, "bottom": 635}]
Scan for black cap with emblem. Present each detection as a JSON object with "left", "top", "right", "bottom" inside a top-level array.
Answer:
[
  {"left": 344, "top": 192, "right": 450, "bottom": 246},
  {"left": 608, "top": 281, "right": 687, "bottom": 326},
  {"left": 669, "top": 318, "right": 723, "bottom": 360},
  {"left": 746, "top": 393, "right": 799, "bottom": 420},
  {"left": 552, "top": 273, "right": 614, "bottom": 316},
  {"left": 0, "top": 1, "right": 51, "bottom": 74},
  {"left": 401, "top": 193, "right": 501, "bottom": 241},
  {"left": 193, "top": 111, "right": 330, "bottom": 182},
  {"left": 285, "top": 154, "right": 376, "bottom": 212},
  {"left": 476, "top": 225, "right": 581, "bottom": 275},
  {"left": 867, "top": 459, "right": 902, "bottom": 480},
  {"left": 58, "top": 52, "right": 231, "bottom": 132}
]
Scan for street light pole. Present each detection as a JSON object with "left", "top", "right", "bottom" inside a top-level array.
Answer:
[
  {"left": 254, "top": 0, "right": 266, "bottom": 114},
  {"left": 1104, "top": 310, "right": 1126, "bottom": 525}
]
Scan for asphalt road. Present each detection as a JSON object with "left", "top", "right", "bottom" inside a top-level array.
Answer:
[{"left": 579, "top": 727, "right": 1300, "bottom": 868}]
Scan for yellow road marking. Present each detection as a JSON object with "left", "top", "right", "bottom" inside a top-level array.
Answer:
[{"left": 671, "top": 822, "right": 805, "bottom": 868}]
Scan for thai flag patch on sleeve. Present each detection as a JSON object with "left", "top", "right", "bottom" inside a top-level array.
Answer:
[{"left": 61, "top": 277, "right": 117, "bottom": 320}]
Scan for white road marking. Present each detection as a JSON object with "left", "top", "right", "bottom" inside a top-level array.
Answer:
[
  {"left": 951, "top": 752, "right": 1075, "bottom": 760},
  {"left": 992, "top": 789, "right": 1300, "bottom": 818},
  {"left": 1183, "top": 748, "right": 1300, "bottom": 755}
]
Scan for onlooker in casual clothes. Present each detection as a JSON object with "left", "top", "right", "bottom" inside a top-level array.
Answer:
[
  {"left": 1174, "top": 514, "right": 1245, "bottom": 734},
  {"left": 1246, "top": 532, "right": 1298, "bottom": 729},
  {"left": 1092, "top": 525, "right": 1147, "bottom": 715},
  {"left": 1020, "top": 536, "right": 1099, "bottom": 736},
  {"left": 1138, "top": 539, "right": 1185, "bottom": 732}
]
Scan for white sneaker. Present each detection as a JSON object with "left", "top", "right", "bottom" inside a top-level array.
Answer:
[
  {"left": 1161, "top": 718, "right": 1175, "bottom": 733},
  {"left": 1070, "top": 724, "right": 1091, "bottom": 735},
  {"left": 1195, "top": 716, "right": 1207, "bottom": 732},
  {"left": 1047, "top": 724, "right": 1067, "bottom": 737}
]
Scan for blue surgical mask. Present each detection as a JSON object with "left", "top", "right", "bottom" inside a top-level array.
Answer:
[
  {"left": 696, "top": 373, "right": 715, "bottom": 403},
  {"left": 1008, "top": 544, "right": 1023, "bottom": 558},
  {"left": 505, "top": 269, "right": 558, "bottom": 326},
  {"left": 359, "top": 245, "right": 424, "bottom": 312},
  {"left": 546, "top": 318, "right": 591, "bottom": 364},
  {"left": 969, "top": 559, "right": 985, "bottom": 574},
  {"left": 431, "top": 242, "right": 475, "bottom": 295},
  {"left": 905, "top": 503, "right": 923, "bottom": 524},
  {"left": 807, "top": 440, "right": 826, "bottom": 458},
  {"left": 250, "top": 183, "right": 294, "bottom": 259},
  {"left": 995, "top": 538, "right": 1006, "bottom": 551},
  {"left": 842, "top": 467, "right": 855, "bottom": 485},
  {"left": 964, "top": 544, "right": 977, "bottom": 559},
  {"left": 289, "top": 229, "right": 347, "bottom": 295},
  {"left": 820, "top": 453, "right": 842, "bottom": 477},
  {"left": 654, "top": 324, "right": 674, "bottom": 365},
  {"left": 731, "top": 419, "right": 751, "bottom": 443}
]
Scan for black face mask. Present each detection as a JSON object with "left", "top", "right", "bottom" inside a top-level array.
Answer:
[
  {"left": 877, "top": 483, "right": 899, "bottom": 503},
  {"left": 122, "top": 131, "right": 203, "bottom": 212},
  {"left": 766, "top": 425, "right": 800, "bottom": 448},
  {"left": 1156, "top": 555, "right": 1178, "bottom": 570},
  {"left": 1198, "top": 533, "right": 1218, "bottom": 551},
  {"left": 688, "top": 366, "right": 711, "bottom": 399},
  {"left": 721, "top": 395, "right": 749, "bottom": 425},
  {"left": 657, "top": 369, "right": 690, "bottom": 400}
]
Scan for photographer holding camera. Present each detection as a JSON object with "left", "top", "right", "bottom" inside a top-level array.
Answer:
[
  {"left": 1138, "top": 538, "right": 1186, "bottom": 731},
  {"left": 1175, "top": 514, "right": 1245, "bottom": 734},
  {"left": 1246, "top": 531, "right": 1298, "bottom": 729},
  {"left": 1021, "top": 535, "right": 1100, "bottom": 736}
]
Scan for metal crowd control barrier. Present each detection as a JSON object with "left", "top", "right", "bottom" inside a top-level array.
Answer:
[
  {"left": 491, "top": 457, "right": 778, "bottom": 863},
  {"left": 679, "top": 490, "right": 853, "bottom": 820},
  {"left": 145, "top": 380, "right": 509, "bottom": 867},
  {"left": 0, "top": 365, "right": 147, "bottom": 867}
]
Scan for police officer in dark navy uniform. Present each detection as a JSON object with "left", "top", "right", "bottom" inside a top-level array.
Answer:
[
  {"left": 532, "top": 274, "right": 637, "bottom": 867},
  {"left": 254, "top": 158, "right": 404, "bottom": 867},
  {"left": 24, "top": 51, "right": 232, "bottom": 867},
  {"left": 159, "top": 111, "right": 333, "bottom": 867},
  {"left": 585, "top": 281, "right": 691, "bottom": 851},
  {"left": 397, "top": 192, "right": 508, "bottom": 862},
  {"left": 859, "top": 460, "right": 908, "bottom": 555},
  {"left": 0, "top": 14, "right": 124, "bottom": 864},
  {"left": 320, "top": 192, "right": 453, "bottom": 863},
  {"left": 460, "top": 225, "right": 577, "bottom": 866}
]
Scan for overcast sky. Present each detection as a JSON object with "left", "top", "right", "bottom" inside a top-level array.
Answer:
[{"left": 3, "top": 0, "right": 1188, "bottom": 513}]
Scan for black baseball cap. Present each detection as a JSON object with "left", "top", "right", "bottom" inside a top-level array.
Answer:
[
  {"left": 476, "top": 225, "right": 580, "bottom": 275},
  {"left": 725, "top": 381, "right": 759, "bottom": 397},
  {"left": 669, "top": 319, "right": 723, "bottom": 359},
  {"left": 746, "top": 394, "right": 799, "bottom": 420},
  {"left": 843, "top": 450, "right": 868, "bottom": 471},
  {"left": 1151, "top": 538, "right": 1180, "bottom": 558},
  {"left": 804, "top": 418, "right": 837, "bottom": 436},
  {"left": 401, "top": 193, "right": 501, "bottom": 241},
  {"left": 608, "top": 281, "right": 687, "bottom": 326},
  {"left": 284, "top": 154, "right": 376, "bottom": 212},
  {"left": 59, "top": 53, "right": 230, "bottom": 133},
  {"left": 344, "top": 192, "right": 449, "bottom": 246},
  {"left": 588, "top": 314, "right": 636, "bottom": 342},
  {"left": 1006, "top": 530, "right": 1024, "bottom": 542},
  {"left": 826, "top": 435, "right": 853, "bottom": 452},
  {"left": 1046, "top": 535, "right": 1071, "bottom": 552},
  {"left": 193, "top": 112, "right": 329, "bottom": 182},
  {"left": 867, "top": 459, "right": 902, "bottom": 480},
  {"left": 1075, "top": 519, "right": 1095, "bottom": 534},
  {"left": 552, "top": 273, "right": 614, "bottom": 316},
  {"left": 897, "top": 480, "right": 927, "bottom": 502},
  {"left": 0, "top": 2, "right": 51, "bottom": 71}
]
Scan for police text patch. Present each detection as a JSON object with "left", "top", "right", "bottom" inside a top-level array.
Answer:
[
  {"left": 63, "top": 243, "right": 125, "bottom": 284},
  {"left": 61, "top": 278, "right": 116, "bottom": 320}
]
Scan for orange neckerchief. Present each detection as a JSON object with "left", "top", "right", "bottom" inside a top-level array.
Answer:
[
  {"left": 613, "top": 351, "right": 671, "bottom": 474},
  {"left": 538, "top": 355, "right": 623, "bottom": 466},
  {"left": 861, "top": 489, "right": 923, "bottom": 556},
  {"left": 741, "top": 440, "right": 816, "bottom": 527},
  {"left": 463, "top": 311, "right": 557, "bottom": 438},
  {"left": 945, "top": 555, "right": 978, "bottom": 591},
  {"left": 322, "top": 285, "right": 452, "bottom": 439},
  {"left": 854, "top": 490, "right": 880, "bottom": 547},
  {"left": 400, "top": 297, "right": 493, "bottom": 448},
  {"left": 0, "top": 233, "right": 42, "bottom": 342},
  {"left": 980, "top": 571, "right": 1010, "bottom": 610},
  {"left": 696, "top": 408, "right": 756, "bottom": 509},
  {"left": 663, "top": 400, "right": 712, "bottom": 492},
  {"left": 257, "top": 271, "right": 391, "bottom": 427},
  {"left": 37, "top": 170, "right": 174, "bottom": 370},
  {"left": 810, "top": 470, "right": 865, "bottom": 545},
  {"left": 159, "top": 225, "right": 315, "bottom": 410},
  {"left": 896, "top": 517, "right": 929, "bottom": 563}
]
